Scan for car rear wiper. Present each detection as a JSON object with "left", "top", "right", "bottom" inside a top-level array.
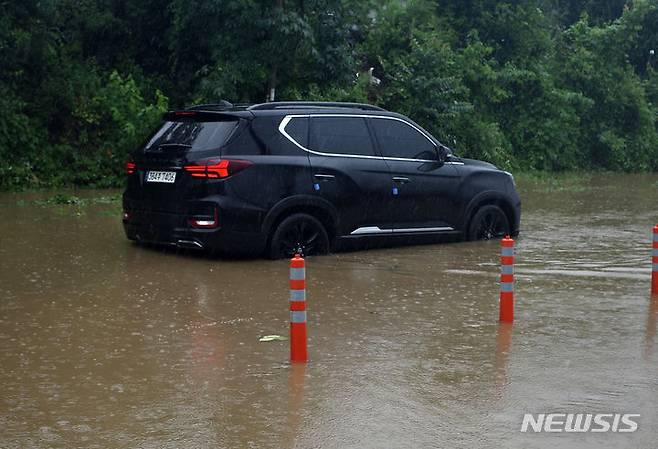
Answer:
[
  {"left": 145, "top": 143, "right": 193, "bottom": 153},
  {"left": 158, "top": 143, "right": 192, "bottom": 148}
]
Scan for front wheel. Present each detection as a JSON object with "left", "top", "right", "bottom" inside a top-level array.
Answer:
[
  {"left": 467, "top": 205, "right": 510, "bottom": 241},
  {"left": 268, "top": 213, "right": 330, "bottom": 259}
]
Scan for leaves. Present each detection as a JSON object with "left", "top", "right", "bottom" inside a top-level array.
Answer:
[
  {"left": 258, "top": 335, "right": 288, "bottom": 342},
  {"left": 0, "top": 0, "right": 657, "bottom": 190}
]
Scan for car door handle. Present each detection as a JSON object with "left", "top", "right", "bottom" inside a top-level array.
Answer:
[
  {"left": 392, "top": 176, "right": 411, "bottom": 184},
  {"left": 314, "top": 174, "right": 335, "bottom": 181}
]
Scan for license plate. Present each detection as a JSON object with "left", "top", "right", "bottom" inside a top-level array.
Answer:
[{"left": 146, "top": 171, "right": 176, "bottom": 183}]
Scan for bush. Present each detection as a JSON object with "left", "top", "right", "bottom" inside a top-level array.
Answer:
[
  {"left": 71, "top": 71, "right": 168, "bottom": 187},
  {"left": 1, "top": 0, "right": 656, "bottom": 190}
]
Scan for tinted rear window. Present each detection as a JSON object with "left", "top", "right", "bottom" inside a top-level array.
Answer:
[
  {"left": 309, "top": 117, "right": 375, "bottom": 156},
  {"left": 145, "top": 120, "right": 239, "bottom": 152},
  {"left": 285, "top": 117, "right": 309, "bottom": 148},
  {"left": 250, "top": 116, "right": 308, "bottom": 156},
  {"left": 222, "top": 123, "right": 264, "bottom": 156}
]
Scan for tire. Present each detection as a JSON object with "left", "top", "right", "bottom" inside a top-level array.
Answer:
[
  {"left": 467, "top": 205, "right": 510, "bottom": 241},
  {"left": 267, "top": 213, "right": 330, "bottom": 259}
]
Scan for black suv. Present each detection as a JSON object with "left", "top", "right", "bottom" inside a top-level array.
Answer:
[{"left": 123, "top": 101, "right": 520, "bottom": 258}]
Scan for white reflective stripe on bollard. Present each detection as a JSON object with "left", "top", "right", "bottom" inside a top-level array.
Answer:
[
  {"left": 290, "top": 267, "right": 306, "bottom": 280},
  {"left": 290, "top": 289, "right": 306, "bottom": 301},
  {"left": 501, "top": 247, "right": 514, "bottom": 257},
  {"left": 290, "top": 311, "right": 307, "bottom": 323},
  {"left": 500, "top": 282, "right": 514, "bottom": 292},
  {"left": 501, "top": 265, "right": 514, "bottom": 274}
]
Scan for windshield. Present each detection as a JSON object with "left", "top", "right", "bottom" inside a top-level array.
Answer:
[{"left": 144, "top": 120, "right": 239, "bottom": 152}]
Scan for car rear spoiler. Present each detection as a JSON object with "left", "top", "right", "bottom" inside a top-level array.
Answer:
[{"left": 163, "top": 110, "right": 251, "bottom": 121}]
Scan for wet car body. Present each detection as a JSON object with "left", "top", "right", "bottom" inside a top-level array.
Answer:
[{"left": 122, "top": 101, "right": 521, "bottom": 257}]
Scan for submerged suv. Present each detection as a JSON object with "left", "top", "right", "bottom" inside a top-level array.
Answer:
[{"left": 123, "top": 101, "right": 520, "bottom": 258}]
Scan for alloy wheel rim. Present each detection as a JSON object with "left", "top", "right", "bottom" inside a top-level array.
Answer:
[
  {"left": 279, "top": 219, "right": 323, "bottom": 257},
  {"left": 476, "top": 211, "right": 506, "bottom": 240}
]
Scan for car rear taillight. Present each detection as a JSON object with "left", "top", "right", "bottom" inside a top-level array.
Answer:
[
  {"left": 184, "top": 159, "right": 253, "bottom": 179},
  {"left": 189, "top": 208, "right": 219, "bottom": 229},
  {"left": 126, "top": 161, "right": 136, "bottom": 175}
]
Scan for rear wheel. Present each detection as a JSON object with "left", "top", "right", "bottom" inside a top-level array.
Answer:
[
  {"left": 467, "top": 205, "right": 510, "bottom": 241},
  {"left": 268, "top": 213, "right": 330, "bottom": 259}
]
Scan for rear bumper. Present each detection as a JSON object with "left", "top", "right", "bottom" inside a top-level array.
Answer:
[{"left": 122, "top": 208, "right": 267, "bottom": 255}]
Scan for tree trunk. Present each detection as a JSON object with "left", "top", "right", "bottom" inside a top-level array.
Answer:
[
  {"left": 268, "top": 0, "right": 284, "bottom": 102},
  {"left": 268, "top": 66, "right": 277, "bottom": 102}
]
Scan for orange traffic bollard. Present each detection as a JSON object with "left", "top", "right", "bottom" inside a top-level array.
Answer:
[
  {"left": 289, "top": 254, "right": 308, "bottom": 363},
  {"left": 651, "top": 225, "right": 658, "bottom": 295},
  {"left": 499, "top": 236, "right": 515, "bottom": 323}
]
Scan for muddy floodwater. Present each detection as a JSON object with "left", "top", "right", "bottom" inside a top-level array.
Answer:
[{"left": 1, "top": 173, "right": 658, "bottom": 448}]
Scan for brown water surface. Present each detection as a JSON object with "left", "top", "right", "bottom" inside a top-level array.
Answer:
[{"left": 1, "top": 173, "right": 657, "bottom": 448}]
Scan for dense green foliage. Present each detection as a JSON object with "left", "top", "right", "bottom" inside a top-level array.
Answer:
[{"left": 1, "top": 0, "right": 656, "bottom": 189}]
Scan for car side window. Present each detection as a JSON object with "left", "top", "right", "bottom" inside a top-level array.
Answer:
[
  {"left": 309, "top": 117, "right": 375, "bottom": 156},
  {"left": 285, "top": 117, "right": 308, "bottom": 148},
  {"left": 222, "top": 122, "right": 265, "bottom": 155},
  {"left": 252, "top": 116, "right": 308, "bottom": 155},
  {"left": 370, "top": 118, "right": 436, "bottom": 160}
]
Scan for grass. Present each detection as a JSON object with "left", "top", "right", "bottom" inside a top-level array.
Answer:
[
  {"left": 33, "top": 193, "right": 121, "bottom": 206},
  {"left": 16, "top": 192, "right": 121, "bottom": 207},
  {"left": 16, "top": 192, "right": 122, "bottom": 217},
  {"left": 512, "top": 171, "right": 594, "bottom": 193}
]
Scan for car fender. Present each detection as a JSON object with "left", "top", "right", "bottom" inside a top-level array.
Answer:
[
  {"left": 462, "top": 190, "right": 517, "bottom": 231},
  {"left": 262, "top": 195, "right": 339, "bottom": 235}
]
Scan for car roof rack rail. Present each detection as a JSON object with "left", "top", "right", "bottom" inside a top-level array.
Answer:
[
  {"left": 247, "top": 101, "right": 386, "bottom": 112},
  {"left": 186, "top": 100, "right": 235, "bottom": 111}
]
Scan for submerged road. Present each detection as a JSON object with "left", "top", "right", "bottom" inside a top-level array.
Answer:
[{"left": 1, "top": 173, "right": 657, "bottom": 448}]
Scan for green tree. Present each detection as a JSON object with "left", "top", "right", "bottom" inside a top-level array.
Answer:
[
  {"left": 1, "top": 0, "right": 657, "bottom": 190},
  {"left": 556, "top": 4, "right": 658, "bottom": 170}
]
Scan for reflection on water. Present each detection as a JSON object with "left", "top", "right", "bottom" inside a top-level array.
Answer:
[
  {"left": 494, "top": 323, "right": 513, "bottom": 395},
  {"left": 1, "top": 173, "right": 658, "bottom": 448},
  {"left": 281, "top": 364, "right": 306, "bottom": 449},
  {"left": 645, "top": 295, "right": 658, "bottom": 359}
]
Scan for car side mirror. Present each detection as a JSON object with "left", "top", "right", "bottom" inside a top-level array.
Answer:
[{"left": 436, "top": 145, "right": 449, "bottom": 163}]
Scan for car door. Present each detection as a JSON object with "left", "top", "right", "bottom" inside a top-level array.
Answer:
[
  {"left": 368, "top": 116, "right": 462, "bottom": 232},
  {"left": 298, "top": 115, "right": 393, "bottom": 235}
]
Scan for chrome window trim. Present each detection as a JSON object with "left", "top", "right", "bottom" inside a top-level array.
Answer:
[{"left": 278, "top": 114, "right": 464, "bottom": 165}]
